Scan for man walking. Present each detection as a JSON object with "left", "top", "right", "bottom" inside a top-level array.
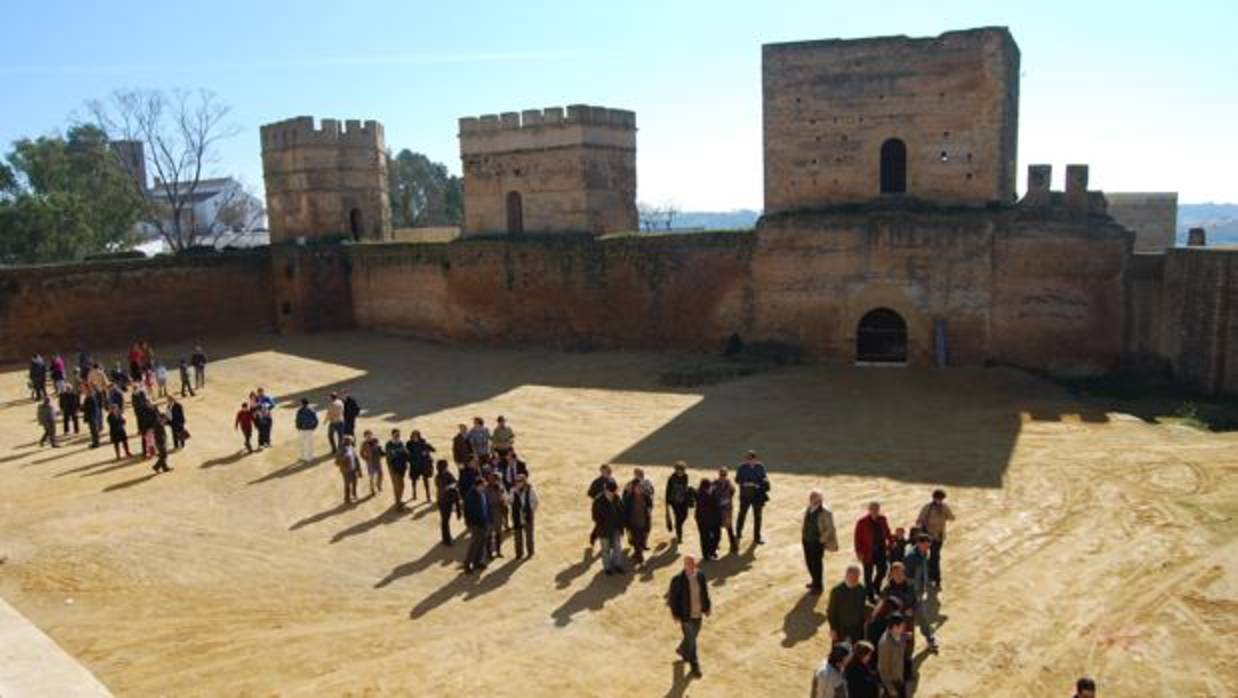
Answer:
[
  {"left": 177, "top": 359, "right": 195, "bottom": 397},
  {"left": 294, "top": 398, "right": 318, "bottom": 463},
  {"left": 385, "top": 430, "right": 409, "bottom": 508},
  {"left": 665, "top": 462, "right": 693, "bottom": 544},
  {"left": 827, "top": 564, "right": 868, "bottom": 644},
  {"left": 855, "top": 501, "right": 893, "bottom": 603},
  {"left": 915, "top": 489, "right": 955, "bottom": 590},
  {"left": 903, "top": 534, "right": 940, "bottom": 650},
  {"left": 592, "top": 479, "right": 626, "bottom": 575},
  {"left": 667, "top": 555, "right": 711, "bottom": 678},
  {"left": 326, "top": 393, "right": 345, "bottom": 453},
  {"left": 586, "top": 464, "right": 616, "bottom": 548},
  {"left": 190, "top": 346, "right": 207, "bottom": 389},
  {"left": 235, "top": 402, "right": 255, "bottom": 453},
  {"left": 452, "top": 423, "right": 471, "bottom": 467},
  {"left": 511, "top": 473, "right": 538, "bottom": 558},
  {"left": 36, "top": 397, "right": 57, "bottom": 447},
  {"left": 735, "top": 450, "right": 770, "bottom": 545},
  {"left": 811, "top": 643, "right": 851, "bottom": 698},
  {"left": 463, "top": 476, "right": 490, "bottom": 574},
  {"left": 58, "top": 382, "right": 81, "bottom": 435},
  {"left": 622, "top": 471, "right": 653, "bottom": 565},
  {"left": 82, "top": 385, "right": 103, "bottom": 448},
  {"left": 491, "top": 415, "right": 515, "bottom": 459},
  {"left": 877, "top": 613, "right": 911, "bottom": 698},
  {"left": 467, "top": 417, "right": 491, "bottom": 463},
  {"left": 151, "top": 412, "right": 171, "bottom": 473},
  {"left": 802, "top": 491, "right": 839, "bottom": 593}
]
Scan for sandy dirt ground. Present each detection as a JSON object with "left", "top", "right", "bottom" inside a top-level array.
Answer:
[{"left": 0, "top": 331, "right": 1235, "bottom": 697}]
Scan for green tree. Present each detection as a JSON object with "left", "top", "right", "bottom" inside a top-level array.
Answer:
[
  {"left": 0, "top": 125, "right": 144, "bottom": 264},
  {"left": 387, "top": 149, "right": 463, "bottom": 228}
]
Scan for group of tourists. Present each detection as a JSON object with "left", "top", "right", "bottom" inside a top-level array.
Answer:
[{"left": 28, "top": 343, "right": 206, "bottom": 474}]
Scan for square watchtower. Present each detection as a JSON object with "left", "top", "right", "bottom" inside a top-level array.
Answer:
[{"left": 458, "top": 105, "right": 637, "bottom": 236}]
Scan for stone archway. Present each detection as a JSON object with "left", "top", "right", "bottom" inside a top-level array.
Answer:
[{"left": 856, "top": 307, "right": 908, "bottom": 363}]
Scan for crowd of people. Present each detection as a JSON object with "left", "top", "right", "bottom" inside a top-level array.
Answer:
[
  {"left": 28, "top": 343, "right": 205, "bottom": 474},
  {"left": 21, "top": 352, "right": 1102, "bottom": 696}
]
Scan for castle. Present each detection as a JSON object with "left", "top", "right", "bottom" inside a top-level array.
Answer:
[{"left": 2, "top": 27, "right": 1234, "bottom": 396}]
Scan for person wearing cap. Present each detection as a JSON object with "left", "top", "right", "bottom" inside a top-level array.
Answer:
[
  {"left": 915, "top": 488, "right": 955, "bottom": 589},
  {"left": 667, "top": 555, "right": 710, "bottom": 678},
  {"left": 735, "top": 450, "right": 770, "bottom": 545},
  {"left": 812, "top": 642, "right": 851, "bottom": 698},
  {"left": 665, "top": 462, "right": 694, "bottom": 544},
  {"left": 828, "top": 564, "right": 868, "bottom": 644},
  {"left": 877, "top": 612, "right": 910, "bottom": 697},
  {"left": 491, "top": 415, "right": 515, "bottom": 459},
  {"left": 1073, "top": 677, "right": 1096, "bottom": 697},
  {"left": 844, "top": 640, "right": 881, "bottom": 698},
  {"left": 802, "top": 490, "right": 839, "bottom": 593}
]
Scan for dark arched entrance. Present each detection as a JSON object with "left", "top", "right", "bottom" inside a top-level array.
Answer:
[
  {"left": 880, "top": 138, "right": 907, "bottom": 194},
  {"left": 348, "top": 208, "right": 363, "bottom": 241},
  {"left": 506, "top": 191, "right": 523, "bottom": 234},
  {"left": 856, "top": 308, "right": 908, "bottom": 363}
]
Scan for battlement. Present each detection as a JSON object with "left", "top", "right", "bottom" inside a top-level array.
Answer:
[
  {"left": 260, "top": 116, "right": 385, "bottom": 151},
  {"left": 459, "top": 105, "right": 636, "bottom": 135},
  {"left": 1019, "top": 164, "right": 1108, "bottom": 216}
]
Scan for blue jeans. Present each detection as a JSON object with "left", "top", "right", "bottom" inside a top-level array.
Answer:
[
  {"left": 328, "top": 422, "right": 344, "bottom": 452},
  {"left": 678, "top": 618, "right": 702, "bottom": 663},
  {"left": 601, "top": 530, "right": 624, "bottom": 571}
]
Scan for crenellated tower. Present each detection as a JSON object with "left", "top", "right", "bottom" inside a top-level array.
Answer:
[
  {"left": 458, "top": 105, "right": 637, "bottom": 236},
  {"left": 260, "top": 116, "right": 391, "bottom": 243}
]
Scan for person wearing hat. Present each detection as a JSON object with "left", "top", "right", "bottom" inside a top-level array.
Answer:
[
  {"left": 735, "top": 450, "right": 770, "bottom": 545},
  {"left": 915, "top": 488, "right": 955, "bottom": 589},
  {"left": 811, "top": 642, "right": 851, "bottom": 698}
]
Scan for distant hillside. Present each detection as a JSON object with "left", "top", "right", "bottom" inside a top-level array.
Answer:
[
  {"left": 671, "top": 209, "right": 760, "bottom": 230},
  {"left": 1178, "top": 203, "right": 1238, "bottom": 245}
]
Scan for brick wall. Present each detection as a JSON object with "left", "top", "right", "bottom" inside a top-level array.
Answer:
[
  {"left": 0, "top": 252, "right": 275, "bottom": 364},
  {"left": 1159, "top": 247, "right": 1238, "bottom": 394}
]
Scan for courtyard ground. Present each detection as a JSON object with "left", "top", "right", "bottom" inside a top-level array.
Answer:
[{"left": 0, "top": 331, "right": 1235, "bottom": 697}]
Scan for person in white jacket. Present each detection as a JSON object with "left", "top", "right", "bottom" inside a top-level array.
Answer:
[{"left": 511, "top": 473, "right": 539, "bottom": 558}]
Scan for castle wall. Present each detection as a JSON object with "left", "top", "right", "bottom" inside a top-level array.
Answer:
[
  {"left": 1105, "top": 192, "right": 1178, "bottom": 252},
  {"left": 260, "top": 116, "right": 391, "bottom": 243},
  {"left": 348, "top": 234, "right": 753, "bottom": 352},
  {"left": 1124, "top": 253, "right": 1168, "bottom": 368},
  {"left": 763, "top": 27, "right": 1019, "bottom": 211},
  {"left": 0, "top": 252, "right": 274, "bottom": 363},
  {"left": 270, "top": 245, "right": 355, "bottom": 335},
  {"left": 1159, "top": 247, "right": 1238, "bottom": 395},
  {"left": 459, "top": 106, "right": 637, "bottom": 236}
]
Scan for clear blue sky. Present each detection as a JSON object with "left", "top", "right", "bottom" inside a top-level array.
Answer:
[{"left": 3, "top": 0, "right": 1234, "bottom": 210}]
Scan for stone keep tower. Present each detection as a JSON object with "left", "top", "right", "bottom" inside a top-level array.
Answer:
[
  {"left": 458, "top": 105, "right": 637, "bottom": 236},
  {"left": 762, "top": 27, "right": 1020, "bottom": 211},
  {"left": 260, "top": 116, "right": 392, "bottom": 243}
]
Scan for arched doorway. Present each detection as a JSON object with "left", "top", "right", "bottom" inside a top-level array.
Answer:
[
  {"left": 348, "top": 208, "right": 363, "bottom": 241},
  {"left": 506, "top": 191, "right": 523, "bottom": 234},
  {"left": 880, "top": 138, "right": 907, "bottom": 195},
  {"left": 856, "top": 308, "right": 908, "bottom": 364}
]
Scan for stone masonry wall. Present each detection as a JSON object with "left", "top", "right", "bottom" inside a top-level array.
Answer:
[
  {"left": 0, "top": 252, "right": 275, "bottom": 364},
  {"left": 1159, "top": 247, "right": 1238, "bottom": 394},
  {"left": 762, "top": 27, "right": 1019, "bottom": 211},
  {"left": 1106, "top": 193, "right": 1178, "bottom": 253}
]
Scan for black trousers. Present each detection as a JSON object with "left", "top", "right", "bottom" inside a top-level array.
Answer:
[
  {"left": 465, "top": 524, "right": 488, "bottom": 571},
  {"left": 803, "top": 539, "right": 825, "bottom": 589},
  {"left": 671, "top": 503, "right": 690, "bottom": 542},
  {"left": 737, "top": 497, "right": 763, "bottom": 541},
  {"left": 172, "top": 427, "right": 185, "bottom": 449},
  {"left": 863, "top": 557, "right": 888, "bottom": 600},
  {"left": 439, "top": 504, "right": 453, "bottom": 545},
  {"left": 698, "top": 521, "right": 720, "bottom": 559},
  {"left": 63, "top": 411, "right": 79, "bottom": 434},
  {"left": 87, "top": 417, "right": 100, "bottom": 447}
]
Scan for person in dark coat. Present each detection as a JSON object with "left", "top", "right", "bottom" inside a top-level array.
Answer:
[
  {"left": 667, "top": 555, "right": 711, "bottom": 677},
  {"left": 855, "top": 501, "right": 894, "bottom": 603},
  {"left": 462, "top": 478, "right": 490, "bottom": 573},
  {"left": 151, "top": 412, "right": 171, "bottom": 473},
  {"left": 58, "top": 382, "right": 81, "bottom": 434},
  {"left": 510, "top": 473, "right": 538, "bottom": 558},
  {"left": 592, "top": 479, "right": 626, "bottom": 574},
  {"left": 406, "top": 430, "right": 436, "bottom": 502},
  {"left": 107, "top": 405, "right": 131, "bottom": 459},
  {"left": 844, "top": 641, "right": 882, "bottom": 698},
  {"left": 622, "top": 474, "right": 653, "bottom": 564},
  {"left": 168, "top": 397, "right": 187, "bottom": 450},
  {"left": 735, "top": 450, "right": 770, "bottom": 545},
  {"left": 586, "top": 464, "right": 617, "bottom": 548},
  {"left": 665, "top": 462, "right": 694, "bottom": 544},
  {"left": 82, "top": 386, "right": 102, "bottom": 448},
  {"left": 384, "top": 429, "right": 409, "bottom": 509},
  {"left": 694, "top": 478, "right": 721, "bottom": 560},
  {"left": 452, "top": 423, "right": 472, "bottom": 466},
  {"left": 341, "top": 390, "right": 360, "bottom": 437},
  {"left": 434, "top": 460, "right": 460, "bottom": 546},
  {"left": 190, "top": 346, "right": 207, "bottom": 388},
  {"left": 36, "top": 397, "right": 57, "bottom": 447},
  {"left": 29, "top": 355, "right": 48, "bottom": 400},
  {"left": 177, "top": 359, "right": 195, "bottom": 397}
]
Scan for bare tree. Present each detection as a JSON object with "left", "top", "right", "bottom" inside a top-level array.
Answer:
[
  {"left": 638, "top": 199, "right": 681, "bottom": 232},
  {"left": 86, "top": 89, "right": 241, "bottom": 251}
]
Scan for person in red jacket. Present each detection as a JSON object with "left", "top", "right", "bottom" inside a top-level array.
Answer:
[
  {"left": 854, "top": 501, "right": 893, "bottom": 604},
  {"left": 234, "top": 401, "right": 255, "bottom": 453}
]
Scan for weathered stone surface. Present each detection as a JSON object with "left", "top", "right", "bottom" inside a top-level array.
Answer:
[
  {"left": 260, "top": 116, "right": 391, "bottom": 243},
  {"left": 0, "top": 253, "right": 275, "bottom": 363},
  {"left": 458, "top": 106, "right": 637, "bottom": 236},
  {"left": 762, "top": 27, "right": 1020, "bottom": 211}
]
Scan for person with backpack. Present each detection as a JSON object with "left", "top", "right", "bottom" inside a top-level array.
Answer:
[{"left": 294, "top": 398, "right": 319, "bottom": 463}]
